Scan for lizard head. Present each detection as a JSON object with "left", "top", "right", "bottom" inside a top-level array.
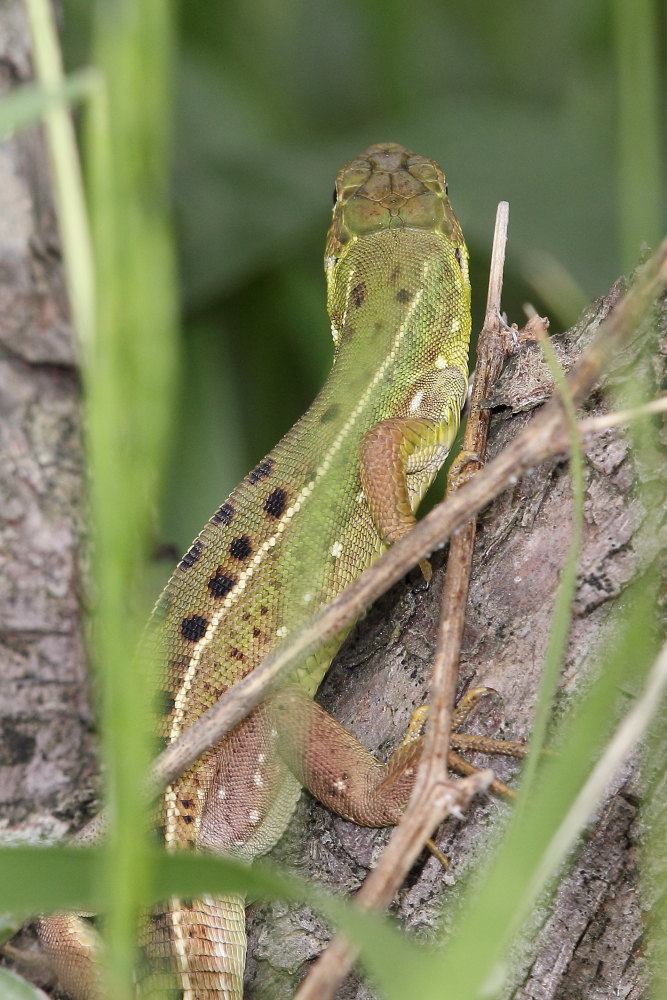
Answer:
[
  {"left": 325, "top": 142, "right": 464, "bottom": 268},
  {"left": 324, "top": 144, "right": 470, "bottom": 376}
]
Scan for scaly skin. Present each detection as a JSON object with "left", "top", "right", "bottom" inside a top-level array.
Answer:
[{"left": 37, "top": 142, "right": 471, "bottom": 999}]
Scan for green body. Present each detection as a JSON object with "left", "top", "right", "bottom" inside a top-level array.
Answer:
[{"left": 38, "top": 143, "right": 471, "bottom": 1000}]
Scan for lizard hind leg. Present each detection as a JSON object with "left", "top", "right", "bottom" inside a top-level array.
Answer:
[
  {"left": 34, "top": 913, "right": 105, "bottom": 1000},
  {"left": 272, "top": 687, "right": 421, "bottom": 828},
  {"left": 272, "top": 685, "right": 526, "bottom": 831}
]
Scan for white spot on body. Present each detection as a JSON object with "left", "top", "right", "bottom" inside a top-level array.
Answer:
[
  {"left": 330, "top": 541, "right": 343, "bottom": 558},
  {"left": 435, "top": 355, "right": 448, "bottom": 369},
  {"left": 409, "top": 389, "right": 425, "bottom": 412},
  {"left": 334, "top": 778, "right": 347, "bottom": 792},
  {"left": 253, "top": 772, "right": 264, "bottom": 788},
  {"left": 218, "top": 788, "right": 227, "bottom": 800},
  {"left": 276, "top": 626, "right": 288, "bottom": 638},
  {"left": 258, "top": 753, "right": 266, "bottom": 764},
  {"left": 249, "top": 809, "right": 260, "bottom": 824}
]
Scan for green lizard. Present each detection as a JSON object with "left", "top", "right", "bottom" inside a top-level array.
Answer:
[{"left": 37, "top": 141, "right": 472, "bottom": 999}]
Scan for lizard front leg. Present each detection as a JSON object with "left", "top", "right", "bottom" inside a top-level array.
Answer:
[
  {"left": 33, "top": 914, "right": 104, "bottom": 1000},
  {"left": 360, "top": 413, "right": 463, "bottom": 581}
]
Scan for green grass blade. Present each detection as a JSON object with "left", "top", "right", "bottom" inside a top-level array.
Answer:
[
  {"left": 0, "top": 69, "right": 99, "bottom": 138},
  {"left": 0, "top": 968, "right": 51, "bottom": 1000},
  {"left": 23, "top": 0, "right": 95, "bottom": 354},
  {"left": 0, "top": 845, "right": 419, "bottom": 1000},
  {"left": 83, "top": 0, "right": 179, "bottom": 994},
  {"left": 611, "top": 0, "right": 664, "bottom": 269},
  {"left": 0, "top": 847, "right": 97, "bottom": 921}
]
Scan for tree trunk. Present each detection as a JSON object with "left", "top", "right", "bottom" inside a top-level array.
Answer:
[
  {"left": 245, "top": 283, "right": 666, "bottom": 999},
  {"left": 0, "top": 0, "right": 96, "bottom": 856}
]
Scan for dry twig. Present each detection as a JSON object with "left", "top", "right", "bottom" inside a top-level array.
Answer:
[{"left": 294, "top": 202, "right": 520, "bottom": 1000}]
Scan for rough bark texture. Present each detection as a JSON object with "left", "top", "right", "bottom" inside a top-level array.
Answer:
[
  {"left": 0, "top": 0, "right": 96, "bottom": 856},
  {"left": 244, "top": 289, "right": 666, "bottom": 999},
  {"left": 1, "top": 6, "right": 666, "bottom": 997}
]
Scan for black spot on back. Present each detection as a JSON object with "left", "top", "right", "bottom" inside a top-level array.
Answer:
[
  {"left": 351, "top": 282, "right": 366, "bottom": 308},
  {"left": 320, "top": 403, "right": 341, "bottom": 424},
  {"left": 229, "top": 535, "right": 253, "bottom": 560},
  {"left": 455, "top": 246, "right": 463, "bottom": 270},
  {"left": 249, "top": 459, "right": 274, "bottom": 484},
  {"left": 396, "top": 288, "right": 412, "bottom": 303},
  {"left": 229, "top": 647, "right": 245, "bottom": 661},
  {"left": 264, "top": 487, "right": 287, "bottom": 519},
  {"left": 180, "top": 615, "right": 208, "bottom": 642},
  {"left": 158, "top": 689, "right": 175, "bottom": 716},
  {"left": 178, "top": 539, "right": 204, "bottom": 571},
  {"left": 207, "top": 570, "right": 237, "bottom": 599},
  {"left": 212, "top": 501, "right": 234, "bottom": 525}
]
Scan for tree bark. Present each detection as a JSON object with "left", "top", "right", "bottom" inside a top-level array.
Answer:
[
  {"left": 245, "top": 284, "right": 666, "bottom": 999},
  {"left": 0, "top": 0, "right": 96, "bottom": 849}
]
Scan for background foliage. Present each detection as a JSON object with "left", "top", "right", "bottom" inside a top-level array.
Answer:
[
  {"left": 64, "top": 0, "right": 666, "bottom": 552},
  {"left": 2, "top": 1, "right": 665, "bottom": 998}
]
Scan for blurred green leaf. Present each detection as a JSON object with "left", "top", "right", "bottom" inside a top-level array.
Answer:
[
  {"left": 0, "top": 969, "right": 50, "bottom": 1000},
  {"left": 0, "top": 69, "right": 97, "bottom": 138}
]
